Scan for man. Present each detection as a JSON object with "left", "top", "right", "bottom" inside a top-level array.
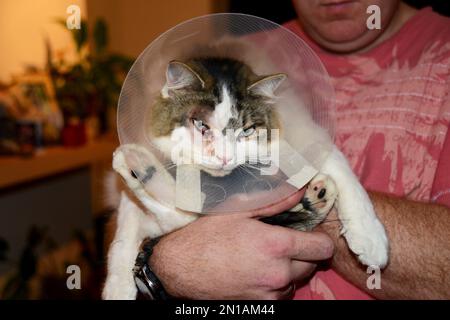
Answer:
[{"left": 149, "top": 0, "right": 450, "bottom": 299}]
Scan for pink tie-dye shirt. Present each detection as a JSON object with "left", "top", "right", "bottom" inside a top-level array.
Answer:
[{"left": 284, "top": 7, "right": 450, "bottom": 300}]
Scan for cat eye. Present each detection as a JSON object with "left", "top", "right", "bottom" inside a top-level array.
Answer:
[
  {"left": 192, "top": 118, "right": 209, "bottom": 134},
  {"left": 240, "top": 126, "right": 256, "bottom": 138}
]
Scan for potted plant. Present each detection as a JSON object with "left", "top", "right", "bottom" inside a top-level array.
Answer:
[{"left": 47, "top": 19, "right": 132, "bottom": 146}]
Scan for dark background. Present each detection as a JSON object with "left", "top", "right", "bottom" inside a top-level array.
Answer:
[{"left": 229, "top": 0, "right": 450, "bottom": 25}]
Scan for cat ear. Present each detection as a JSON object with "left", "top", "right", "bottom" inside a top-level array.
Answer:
[
  {"left": 247, "top": 73, "right": 286, "bottom": 99},
  {"left": 165, "top": 61, "right": 205, "bottom": 90}
]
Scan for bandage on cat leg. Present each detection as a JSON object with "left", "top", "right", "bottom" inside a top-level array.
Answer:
[
  {"left": 278, "top": 139, "right": 318, "bottom": 189},
  {"left": 175, "top": 165, "right": 203, "bottom": 213}
]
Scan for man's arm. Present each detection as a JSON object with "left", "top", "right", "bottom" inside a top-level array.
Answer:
[{"left": 319, "top": 192, "right": 450, "bottom": 299}]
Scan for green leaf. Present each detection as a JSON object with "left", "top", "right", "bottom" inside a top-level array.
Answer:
[
  {"left": 93, "top": 18, "right": 108, "bottom": 55},
  {"left": 73, "top": 20, "right": 88, "bottom": 52},
  {"left": 55, "top": 17, "right": 88, "bottom": 53}
]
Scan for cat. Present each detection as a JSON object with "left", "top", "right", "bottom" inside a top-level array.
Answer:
[{"left": 102, "top": 57, "right": 389, "bottom": 300}]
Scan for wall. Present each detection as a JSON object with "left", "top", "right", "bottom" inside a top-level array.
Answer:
[
  {"left": 0, "top": 0, "right": 230, "bottom": 82},
  {"left": 86, "top": 0, "right": 218, "bottom": 58},
  {"left": 0, "top": 0, "right": 87, "bottom": 82}
]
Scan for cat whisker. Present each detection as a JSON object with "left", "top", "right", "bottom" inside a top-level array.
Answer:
[
  {"left": 241, "top": 164, "right": 262, "bottom": 171},
  {"left": 238, "top": 165, "right": 259, "bottom": 179},
  {"left": 163, "top": 163, "right": 178, "bottom": 170},
  {"left": 246, "top": 157, "right": 273, "bottom": 163},
  {"left": 322, "top": 219, "right": 346, "bottom": 223}
]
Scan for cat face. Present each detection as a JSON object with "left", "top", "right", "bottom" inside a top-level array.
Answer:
[{"left": 149, "top": 58, "right": 285, "bottom": 177}]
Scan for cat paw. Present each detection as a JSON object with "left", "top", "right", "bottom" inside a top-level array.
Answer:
[
  {"left": 289, "top": 174, "right": 337, "bottom": 215},
  {"left": 284, "top": 174, "right": 337, "bottom": 231},
  {"left": 113, "top": 144, "right": 159, "bottom": 191},
  {"left": 113, "top": 146, "right": 142, "bottom": 190},
  {"left": 102, "top": 275, "right": 137, "bottom": 300},
  {"left": 305, "top": 173, "right": 337, "bottom": 216},
  {"left": 343, "top": 217, "right": 389, "bottom": 268}
]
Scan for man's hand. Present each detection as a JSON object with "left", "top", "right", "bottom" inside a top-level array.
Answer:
[{"left": 149, "top": 188, "right": 335, "bottom": 299}]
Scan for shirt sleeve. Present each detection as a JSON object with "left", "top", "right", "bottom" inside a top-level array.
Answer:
[{"left": 431, "top": 125, "right": 450, "bottom": 208}]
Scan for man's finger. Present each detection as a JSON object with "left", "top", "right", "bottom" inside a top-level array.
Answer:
[
  {"left": 247, "top": 186, "right": 305, "bottom": 218},
  {"left": 287, "top": 230, "right": 335, "bottom": 261}
]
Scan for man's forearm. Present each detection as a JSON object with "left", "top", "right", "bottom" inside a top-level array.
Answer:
[{"left": 320, "top": 192, "right": 450, "bottom": 299}]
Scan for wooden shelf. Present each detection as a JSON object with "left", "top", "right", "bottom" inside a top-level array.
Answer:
[{"left": 0, "top": 135, "right": 118, "bottom": 190}]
